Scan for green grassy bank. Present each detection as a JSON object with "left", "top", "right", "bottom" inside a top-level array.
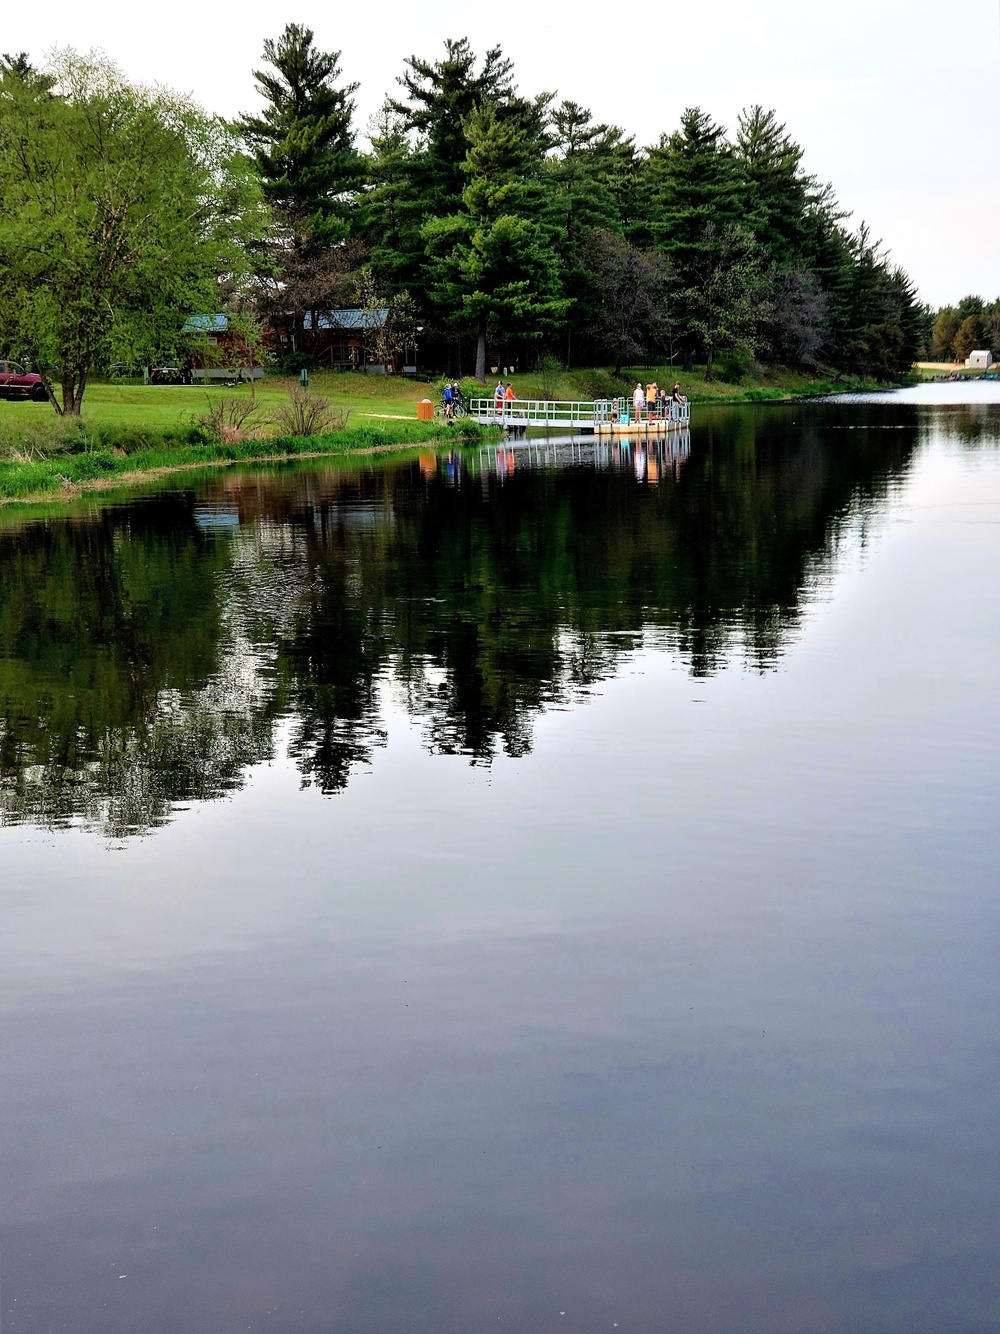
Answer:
[{"left": 0, "top": 417, "right": 490, "bottom": 505}]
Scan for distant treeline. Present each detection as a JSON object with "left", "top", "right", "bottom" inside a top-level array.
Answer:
[
  {"left": 925, "top": 297, "right": 1000, "bottom": 363},
  {"left": 0, "top": 33, "right": 924, "bottom": 416}
]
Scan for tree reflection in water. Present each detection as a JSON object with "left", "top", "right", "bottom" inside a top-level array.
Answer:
[{"left": 0, "top": 403, "right": 918, "bottom": 835}]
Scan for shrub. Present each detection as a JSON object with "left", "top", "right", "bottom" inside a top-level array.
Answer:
[
  {"left": 198, "top": 390, "right": 264, "bottom": 444},
  {"left": 271, "top": 352, "right": 319, "bottom": 375},
  {"left": 535, "top": 352, "right": 564, "bottom": 401},
  {"left": 271, "top": 386, "right": 349, "bottom": 437}
]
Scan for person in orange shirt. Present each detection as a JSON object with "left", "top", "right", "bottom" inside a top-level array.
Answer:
[{"left": 504, "top": 382, "right": 515, "bottom": 402}]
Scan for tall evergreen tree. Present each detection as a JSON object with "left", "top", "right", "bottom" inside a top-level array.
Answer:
[
  {"left": 640, "top": 108, "right": 740, "bottom": 268},
  {"left": 390, "top": 39, "right": 513, "bottom": 218},
  {"left": 547, "top": 101, "right": 623, "bottom": 365},
  {"left": 356, "top": 101, "right": 422, "bottom": 288},
  {"left": 424, "top": 97, "right": 568, "bottom": 380},
  {"left": 240, "top": 24, "right": 358, "bottom": 237},
  {"left": 734, "top": 106, "right": 810, "bottom": 265},
  {"left": 240, "top": 25, "right": 361, "bottom": 353}
]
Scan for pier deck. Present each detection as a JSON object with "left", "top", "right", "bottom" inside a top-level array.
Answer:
[{"left": 467, "top": 397, "right": 691, "bottom": 432}]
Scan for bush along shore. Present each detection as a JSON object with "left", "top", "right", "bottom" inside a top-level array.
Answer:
[{"left": 0, "top": 418, "right": 493, "bottom": 504}]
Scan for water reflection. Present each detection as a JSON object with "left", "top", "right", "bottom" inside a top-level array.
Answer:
[{"left": 0, "top": 404, "right": 918, "bottom": 835}]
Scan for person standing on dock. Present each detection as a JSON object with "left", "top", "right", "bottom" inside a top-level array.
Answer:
[
  {"left": 505, "top": 382, "right": 515, "bottom": 405},
  {"left": 633, "top": 382, "right": 645, "bottom": 422},
  {"left": 646, "top": 382, "right": 657, "bottom": 417},
  {"left": 494, "top": 379, "right": 505, "bottom": 415}
]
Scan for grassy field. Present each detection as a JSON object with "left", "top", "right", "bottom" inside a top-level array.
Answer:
[{"left": 0, "top": 373, "right": 422, "bottom": 441}]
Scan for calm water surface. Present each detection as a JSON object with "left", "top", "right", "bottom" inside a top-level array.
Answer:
[{"left": 0, "top": 388, "right": 998, "bottom": 1332}]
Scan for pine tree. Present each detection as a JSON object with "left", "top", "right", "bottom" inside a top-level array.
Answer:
[
  {"left": 390, "top": 39, "right": 513, "bottom": 219},
  {"left": 423, "top": 98, "right": 568, "bottom": 380},
  {"left": 734, "top": 106, "right": 810, "bottom": 265},
  {"left": 356, "top": 101, "right": 423, "bottom": 288},
  {"left": 547, "top": 101, "right": 622, "bottom": 365},
  {"left": 240, "top": 24, "right": 361, "bottom": 354},
  {"left": 240, "top": 24, "right": 358, "bottom": 239},
  {"left": 641, "top": 108, "right": 741, "bottom": 272}
]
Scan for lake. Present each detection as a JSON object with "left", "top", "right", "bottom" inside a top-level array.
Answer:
[{"left": 1, "top": 384, "right": 998, "bottom": 1333}]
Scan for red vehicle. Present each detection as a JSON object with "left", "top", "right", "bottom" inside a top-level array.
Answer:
[{"left": 0, "top": 360, "right": 47, "bottom": 402}]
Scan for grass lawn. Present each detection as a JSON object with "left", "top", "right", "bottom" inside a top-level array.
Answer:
[{"left": 0, "top": 372, "right": 429, "bottom": 438}]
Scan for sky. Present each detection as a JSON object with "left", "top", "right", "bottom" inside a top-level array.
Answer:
[{"left": 8, "top": 0, "right": 999, "bottom": 306}]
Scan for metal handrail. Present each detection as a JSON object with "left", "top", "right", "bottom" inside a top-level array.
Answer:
[{"left": 468, "top": 397, "right": 690, "bottom": 426}]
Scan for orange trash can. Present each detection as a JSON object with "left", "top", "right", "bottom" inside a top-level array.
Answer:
[{"left": 417, "top": 399, "right": 435, "bottom": 422}]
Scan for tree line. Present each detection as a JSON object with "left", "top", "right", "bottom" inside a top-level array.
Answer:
[
  {"left": 926, "top": 296, "right": 1000, "bottom": 364},
  {"left": 0, "top": 32, "right": 924, "bottom": 414}
]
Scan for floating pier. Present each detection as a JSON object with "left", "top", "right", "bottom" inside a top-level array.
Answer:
[{"left": 467, "top": 397, "right": 691, "bottom": 434}]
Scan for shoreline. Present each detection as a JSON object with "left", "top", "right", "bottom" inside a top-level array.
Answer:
[
  {"left": 0, "top": 438, "right": 458, "bottom": 509},
  {"left": 0, "top": 376, "right": 912, "bottom": 511},
  {"left": 0, "top": 419, "right": 494, "bottom": 509}
]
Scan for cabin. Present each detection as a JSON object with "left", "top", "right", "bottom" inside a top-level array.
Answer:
[
  {"left": 274, "top": 309, "right": 418, "bottom": 374},
  {"left": 181, "top": 315, "right": 264, "bottom": 380},
  {"left": 965, "top": 350, "right": 993, "bottom": 370}
]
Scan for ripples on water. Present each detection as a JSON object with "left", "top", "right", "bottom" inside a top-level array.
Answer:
[{"left": 0, "top": 392, "right": 998, "bottom": 1332}]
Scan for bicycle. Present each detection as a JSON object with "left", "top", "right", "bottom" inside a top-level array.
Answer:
[{"left": 435, "top": 393, "right": 469, "bottom": 421}]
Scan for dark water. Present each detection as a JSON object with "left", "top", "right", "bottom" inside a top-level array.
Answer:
[{"left": 1, "top": 388, "right": 998, "bottom": 1332}]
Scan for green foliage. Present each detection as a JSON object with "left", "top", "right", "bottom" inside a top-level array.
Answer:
[
  {"left": 640, "top": 109, "right": 741, "bottom": 270},
  {"left": 930, "top": 309, "right": 959, "bottom": 361},
  {"left": 681, "top": 225, "right": 773, "bottom": 380},
  {"left": 953, "top": 314, "right": 987, "bottom": 362},
  {"left": 927, "top": 296, "right": 1000, "bottom": 362},
  {"left": 583, "top": 231, "right": 673, "bottom": 374},
  {"left": 423, "top": 96, "right": 569, "bottom": 379},
  {"left": 239, "top": 23, "right": 358, "bottom": 238},
  {"left": 239, "top": 25, "right": 363, "bottom": 346},
  {"left": 0, "top": 52, "right": 264, "bottom": 416},
  {"left": 735, "top": 106, "right": 811, "bottom": 265},
  {"left": 0, "top": 417, "right": 496, "bottom": 502},
  {"left": 390, "top": 39, "right": 514, "bottom": 218},
  {"left": 1, "top": 36, "right": 927, "bottom": 401}
]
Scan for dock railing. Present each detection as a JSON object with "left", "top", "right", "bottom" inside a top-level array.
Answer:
[{"left": 467, "top": 397, "right": 690, "bottom": 429}]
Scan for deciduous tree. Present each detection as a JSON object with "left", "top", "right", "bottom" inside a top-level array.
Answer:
[
  {"left": 582, "top": 231, "right": 673, "bottom": 374},
  {"left": 929, "top": 309, "right": 959, "bottom": 361},
  {"left": 0, "top": 52, "right": 262, "bottom": 414}
]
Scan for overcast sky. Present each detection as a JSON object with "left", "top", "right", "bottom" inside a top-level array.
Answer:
[{"left": 9, "top": 0, "right": 998, "bottom": 306}]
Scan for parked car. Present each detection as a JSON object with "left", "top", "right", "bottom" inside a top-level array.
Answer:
[
  {"left": 0, "top": 360, "right": 47, "bottom": 402},
  {"left": 149, "top": 365, "right": 191, "bottom": 385}
]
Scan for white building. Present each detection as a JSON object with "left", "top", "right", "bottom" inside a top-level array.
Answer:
[{"left": 965, "top": 349, "right": 993, "bottom": 370}]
